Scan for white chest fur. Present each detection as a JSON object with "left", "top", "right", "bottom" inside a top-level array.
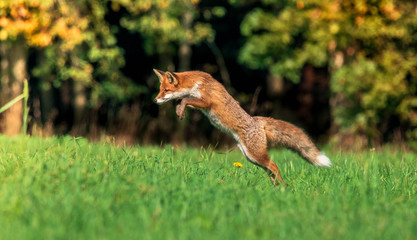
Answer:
[
  {"left": 200, "top": 109, "right": 256, "bottom": 163},
  {"left": 189, "top": 82, "right": 201, "bottom": 98},
  {"left": 201, "top": 110, "right": 239, "bottom": 142}
]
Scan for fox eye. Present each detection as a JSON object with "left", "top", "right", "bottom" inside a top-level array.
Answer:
[{"left": 164, "top": 89, "right": 170, "bottom": 93}]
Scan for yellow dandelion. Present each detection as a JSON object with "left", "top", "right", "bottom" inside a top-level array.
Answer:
[{"left": 233, "top": 162, "right": 243, "bottom": 168}]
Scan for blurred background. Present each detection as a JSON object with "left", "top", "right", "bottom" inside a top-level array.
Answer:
[{"left": 0, "top": 0, "right": 416, "bottom": 150}]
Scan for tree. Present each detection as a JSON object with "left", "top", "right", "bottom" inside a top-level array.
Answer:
[
  {"left": 0, "top": 0, "right": 139, "bottom": 135},
  {"left": 109, "top": 0, "right": 226, "bottom": 143},
  {"left": 31, "top": 0, "right": 133, "bottom": 135},
  {"left": 0, "top": 0, "right": 85, "bottom": 134},
  {"left": 112, "top": 0, "right": 221, "bottom": 70},
  {"left": 239, "top": 0, "right": 417, "bottom": 147}
]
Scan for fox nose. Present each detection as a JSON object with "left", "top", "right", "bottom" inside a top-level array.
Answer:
[{"left": 154, "top": 98, "right": 157, "bottom": 103}]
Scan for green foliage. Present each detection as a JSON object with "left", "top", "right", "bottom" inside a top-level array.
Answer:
[
  {"left": 240, "top": 3, "right": 328, "bottom": 83},
  {"left": 1, "top": 136, "right": 417, "bottom": 239},
  {"left": 332, "top": 53, "right": 417, "bottom": 143},
  {"left": 239, "top": 0, "right": 417, "bottom": 145},
  {"left": 114, "top": 0, "right": 220, "bottom": 55},
  {"left": 1, "top": 0, "right": 141, "bottom": 104},
  {"left": 91, "top": 80, "right": 148, "bottom": 104},
  {"left": 31, "top": 0, "right": 141, "bottom": 103},
  {"left": 2, "top": 0, "right": 417, "bottom": 146}
]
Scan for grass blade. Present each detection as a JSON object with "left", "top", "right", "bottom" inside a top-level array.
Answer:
[
  {"left": 0, "top": 94, "right": 24, "bottom": 114},
  {"left": 0, "top": 79, "right": 29, "bottom": 135},
  {"left": 21, "top": 79, "right": 29, "bottom": 135}
]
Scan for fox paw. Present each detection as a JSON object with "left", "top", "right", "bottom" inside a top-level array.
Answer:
[{"left": 176, "top": 104, "right": 186, "bottom": 120}]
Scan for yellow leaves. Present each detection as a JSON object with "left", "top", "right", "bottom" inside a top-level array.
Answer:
[
  {"left": 29, "top": 32, "right": 51, "bottom": 47},
  {"left": 27, "top": 0, "right": 40, "bottom": 8},
  {"left": 60, "top": 27, "right": 84, "bottom": 51},
  {"left": 0, "top": 1, "right": 87, "bottom": 50},
  {"left": 2, "top": 19, "right": 37, "bottom": 39},
  {"left": 159, "top": 0, "right": 169, "bottom": 9},
  {"left": 52, "top": 18, "right": 85, "bottom": 49},
  {"left": 0, "top": 4, "right": 44, "bottom": 42},
  {"left": 308, "top": 9, "right": 322, "bottom": 20},
  {"left": 124, "top": 0, "right": 152, "bottom": 13},
  {"left": 0, "top": 17, "right": 10, "bottom": 27},
  {"left": 353, "top": 1, "right": 401, "bottom": 24},
  {"left": 296, "top": 1, "right": 304, "bottom": 10},
  {"left": 329, "top": 23, "right": 339, "bottom": 34},
  {"left": 0, "top": 30, "right": 7, "bottom": 40},
  {"left": 381, "top": 2, "right": 395, "bottom": 14},
  {"left": 10, "top": 4, "right": 30, "bottom": 19},
  {"left": 355, "top": 16, "right": 364, "bottom": 26},
  {"left": 354, "top": 1, "right": 368, "bottom": 15},
  {"left": 193, "top": 23, "right": 215, "bottom": 43},
  {"left": 0, "top": 3, "right": 37, "bottom": 38},
  {"left": 53, "top": 19, "right": 68, "bottom": 38},
  {"left": 380, "top": 2, "right": 401, "bottom": 20},
  {"left": 85, "top": 64, "right": 93, "bottom": 74},
  {"left": 329, "top": 1, "right": 340, "bottom": 13},
  {"left": 59, "top": 2, "right": 70, "bottom": 15}
]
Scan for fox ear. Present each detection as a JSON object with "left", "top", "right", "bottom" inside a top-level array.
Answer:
[
  {"left": 153, "top": 69, "right": 165, "bottom": 82},
  {"left": 166, "top": 72, "right": 178, "bottom": 86}
]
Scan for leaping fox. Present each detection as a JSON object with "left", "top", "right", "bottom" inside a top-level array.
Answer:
[{"left": 153, "top": 69, "right": 331, "bottom": 185}]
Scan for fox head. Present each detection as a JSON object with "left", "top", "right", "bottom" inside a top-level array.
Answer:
[{"left": 153, "top": 69, "right": 200, "bottom": 104}]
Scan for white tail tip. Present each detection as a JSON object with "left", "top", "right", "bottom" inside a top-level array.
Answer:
[{"left": 316, "top": 154, "right": 331, "bottom": 167}]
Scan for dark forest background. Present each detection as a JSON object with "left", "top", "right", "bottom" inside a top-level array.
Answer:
[{"left": 1, "top": 0, "right": 417, "bottom": 150}]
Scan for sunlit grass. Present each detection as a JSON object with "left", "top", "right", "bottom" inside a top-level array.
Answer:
[{"left": 0, "top": 135, "right": 416, "bottom": 240}]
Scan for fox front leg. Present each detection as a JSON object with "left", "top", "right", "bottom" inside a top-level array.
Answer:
[
  {"left": 176, "top": 103, "right": 187, "bottom": 120},
  {"left": 176, "top": 98, "right": 211, "bottom": 120}
]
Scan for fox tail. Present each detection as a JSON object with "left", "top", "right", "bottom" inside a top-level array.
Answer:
[{"left": 255, "top": 116, "right": 331, "bottom": 167}]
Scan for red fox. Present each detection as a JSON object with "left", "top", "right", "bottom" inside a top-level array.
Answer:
[{"left": 153, "top": 69, "right": 331, "bottom": 185}]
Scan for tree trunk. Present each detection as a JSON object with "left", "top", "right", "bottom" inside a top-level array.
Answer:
[
  {"left": 0, "top": 42, "right": 10, "bottom": 106},
  {"left": 0, "top": 40, "right": 28, "bottom": 135},
  {"left": 72, "top": 80, "right": 87, "bottom": 136},
  {"left": 178, "top": 10, "right": 193, "bottom": 72}
]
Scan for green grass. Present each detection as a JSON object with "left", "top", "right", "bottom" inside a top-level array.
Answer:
[{"left": 0, "top": 135, "right": 416, "bottom": 240}]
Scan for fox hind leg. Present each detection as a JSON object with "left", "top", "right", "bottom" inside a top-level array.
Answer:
[
  {"left": 237, "top": 143, "right": 285, "bottom": 185},
  {"left": 265, "top": 159, "right": 285, "bottom": 186},
  {"left": 259, "top": 154, "right": 285, "bottom": 185}
]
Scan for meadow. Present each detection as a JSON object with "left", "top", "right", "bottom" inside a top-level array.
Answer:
[{"left": 0, "top": 135, "right": 416, "bottom": 240}]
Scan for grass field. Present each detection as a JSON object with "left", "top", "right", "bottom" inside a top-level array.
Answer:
[{"left": 0, "top": 135, "right": 416, "bottom": 240}]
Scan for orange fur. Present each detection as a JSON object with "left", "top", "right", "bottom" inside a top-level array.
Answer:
[{"left": 154, "top": 69, "right": 331, "bottom": 185}]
